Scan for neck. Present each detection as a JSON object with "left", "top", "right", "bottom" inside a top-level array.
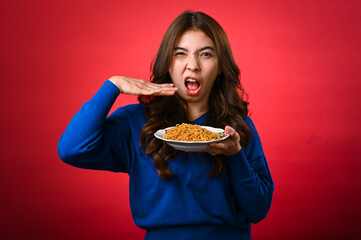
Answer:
[{"left": 186, "top": 102, "right": 209, "bottom": 122}]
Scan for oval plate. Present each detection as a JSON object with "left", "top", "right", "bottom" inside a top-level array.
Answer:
[{"left": 154, "top": 126, "right": 229, "bottom": 151}]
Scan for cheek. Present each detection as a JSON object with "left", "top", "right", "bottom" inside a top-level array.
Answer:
[
  {"left": 205, "top": 65, "right": 219, "bottom": 85},
  {"left": 169, "top": 64, "right": 183, "bottom": 85}
]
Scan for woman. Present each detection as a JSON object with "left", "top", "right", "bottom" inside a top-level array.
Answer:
[{"left": 58, "top": 11, "right": 274, "bottom": 240}]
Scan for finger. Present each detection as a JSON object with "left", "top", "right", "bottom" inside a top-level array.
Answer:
[
  {"left": 201, "top": 147, "right": 218, "bottom": 156},
  {"left": 204, "top": 142, "right": 228, "bottom": 156},
  {"left": 134, "top": 82, "right": 163, "bottom": 92},
  {"left": 140, "top": 88, "right": 177, "bottom": 96},
  {"left": 146, "top": 82, "right": 175, "bottom": 89},
  {"left": 154, "top": 83, "right": 176, "bottom": 88},
  {"left": 148, "top": 86, "right": 178, "bottom": 96},
  {"left": 138, "top": 88, "right": 163, "bottom": 95},
  {"left": 154, "top": 90, "right": 177, "bottom": 96},
  {"left": 153, "top": 91, "right": 176, "bottom": 96},
  {"left": 159, "top": 86, "right": 178, "bottom": 93},
  {"left": 143, "top": 82, "right": 164, "bottom": 90},
  {"left": 154, "top": 85, "right": 178, "bottom": 93},
  {"left": 209, "top": 142, "right": 228, "bottom": 150},
  {"left": 145, "top": 85, "right": 177, "bottom": 94},
  {"left": 142, "top": 83, "right": 178, "bottom": 93}
]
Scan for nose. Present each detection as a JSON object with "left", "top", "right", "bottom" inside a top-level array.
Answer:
[{"left": 186, "top": 55, "right": 200, "bottom": 72}]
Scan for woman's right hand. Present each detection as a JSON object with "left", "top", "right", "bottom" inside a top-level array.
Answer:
[{"left": 109, "top": 76, "right": 178, "bottom": 96}]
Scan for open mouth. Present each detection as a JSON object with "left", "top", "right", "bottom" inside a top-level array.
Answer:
[{"left": 185, "top": 77, "right": 201, "bottom": 96}]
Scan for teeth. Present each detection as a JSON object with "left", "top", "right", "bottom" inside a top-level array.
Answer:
[{"left": 186, "top": 78, "right": 197, "bottom": 82}]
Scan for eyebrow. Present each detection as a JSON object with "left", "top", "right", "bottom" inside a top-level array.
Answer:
[{"left": 174, "top": 46, "right": 215, "bottom": 52}]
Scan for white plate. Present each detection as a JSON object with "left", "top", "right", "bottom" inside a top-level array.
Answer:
[{"left": 154, "top": 126, "right": 229, "bottom": 151}]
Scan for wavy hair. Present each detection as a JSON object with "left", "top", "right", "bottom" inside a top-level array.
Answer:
[{"left": 139, "top": 11, "right": 251, "bottom": 180}]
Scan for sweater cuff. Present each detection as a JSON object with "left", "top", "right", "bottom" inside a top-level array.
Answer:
[
  {"left": 225, "top": 149, "right": 254, "bottom": 178},
  {"left": 105, "top": 79, "right": 121, "bottom": 94},
  {"left": 88, "top": 80, "right": 120, "bottom": 106}
]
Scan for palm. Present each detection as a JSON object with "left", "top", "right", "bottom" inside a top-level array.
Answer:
[{"left": 109, "top": 76, "right": 178, "bottom": 96}]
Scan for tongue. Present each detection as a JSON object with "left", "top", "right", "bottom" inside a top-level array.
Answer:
[{"left": 186, "top": 82, "right": 200, "bottom": 90}]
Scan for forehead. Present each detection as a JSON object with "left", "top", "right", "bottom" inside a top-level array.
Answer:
[{"left": 175, "top": 30, "right": 215, "bottom": 48}]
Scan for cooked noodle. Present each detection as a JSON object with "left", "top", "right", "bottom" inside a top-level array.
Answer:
[{"left": 163, "top": 123, "right": 220, "bottom": 142}]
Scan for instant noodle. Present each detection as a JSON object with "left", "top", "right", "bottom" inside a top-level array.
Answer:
[{"left": 163, "top": 123, "right": 221, "bottom": 142}]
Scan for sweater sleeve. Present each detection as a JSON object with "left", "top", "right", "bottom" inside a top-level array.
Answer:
[
  {"left": 57, "top": 80, "right": 128, "bottom": 172},
  {"left": 225, "top": 117, "right": 274, "bottom": 223}
]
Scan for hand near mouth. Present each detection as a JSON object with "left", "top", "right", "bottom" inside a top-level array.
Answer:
[{"left": 109, "top": 76, "right": 178, "bottom": 96}]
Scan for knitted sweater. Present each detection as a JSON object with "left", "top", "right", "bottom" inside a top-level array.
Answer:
[{"left": 58, "top": 80, "right": 274, "bottom": 240}]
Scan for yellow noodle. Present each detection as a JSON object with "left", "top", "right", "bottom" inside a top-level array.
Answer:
[{"left": 163, "top": 123, "right": 220, "bottom": 142}]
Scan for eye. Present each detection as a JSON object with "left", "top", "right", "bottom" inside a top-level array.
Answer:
[
  {"left": 175, "top": 51, "right": 186, "bottom": 56},
  {"left": 200, "top": 52, "right": 212, "bottom": 57}
]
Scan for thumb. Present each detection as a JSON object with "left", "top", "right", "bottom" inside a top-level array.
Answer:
[
  {"left": 225, "top": 126, "right": 236, "bottom": 136},
  {"left": 225, "top": 126, "right": 240, "bottom": 142}
]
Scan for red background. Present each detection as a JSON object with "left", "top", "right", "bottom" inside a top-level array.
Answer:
[{"left": 1, "top": 0, "right": 361, "bottom": 239}]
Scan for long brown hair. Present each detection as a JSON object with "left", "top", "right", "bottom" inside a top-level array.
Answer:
[{"left": 139, "top": 11, "right": 251, "bottom": 180}]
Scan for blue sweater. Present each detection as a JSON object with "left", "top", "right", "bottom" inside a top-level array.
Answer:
[{"left": 58, "top": 80, "right": 274, "bottom": 240}]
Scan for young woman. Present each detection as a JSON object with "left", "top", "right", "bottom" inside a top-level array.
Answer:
[{"left": 58, "top": 11, "right": 274, "bottom": 240}]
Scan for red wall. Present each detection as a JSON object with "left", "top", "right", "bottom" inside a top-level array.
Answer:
[{"left": 1, "top": 0, "right": 360, "bottom": 239}]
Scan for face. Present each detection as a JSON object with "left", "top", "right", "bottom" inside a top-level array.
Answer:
[{"left": 169, "top": 30, "right": 219, "bottom": 107}]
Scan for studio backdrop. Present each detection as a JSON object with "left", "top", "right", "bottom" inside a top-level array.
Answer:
[{"left": 1, "top": 0, "right": 360, "bottom": 239}]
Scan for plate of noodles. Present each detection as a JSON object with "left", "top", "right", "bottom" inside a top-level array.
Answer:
[{"left": 154, "top": 123, "right": 229, "bottom": 151}]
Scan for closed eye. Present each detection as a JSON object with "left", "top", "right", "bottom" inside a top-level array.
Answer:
[{"left": 175, "top": 51, "right": 186, "bottom": 56}]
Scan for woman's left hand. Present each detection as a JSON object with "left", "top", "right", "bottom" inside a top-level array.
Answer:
[{"left": 205, "top": 126, "right": 242, "bottom": 156}]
